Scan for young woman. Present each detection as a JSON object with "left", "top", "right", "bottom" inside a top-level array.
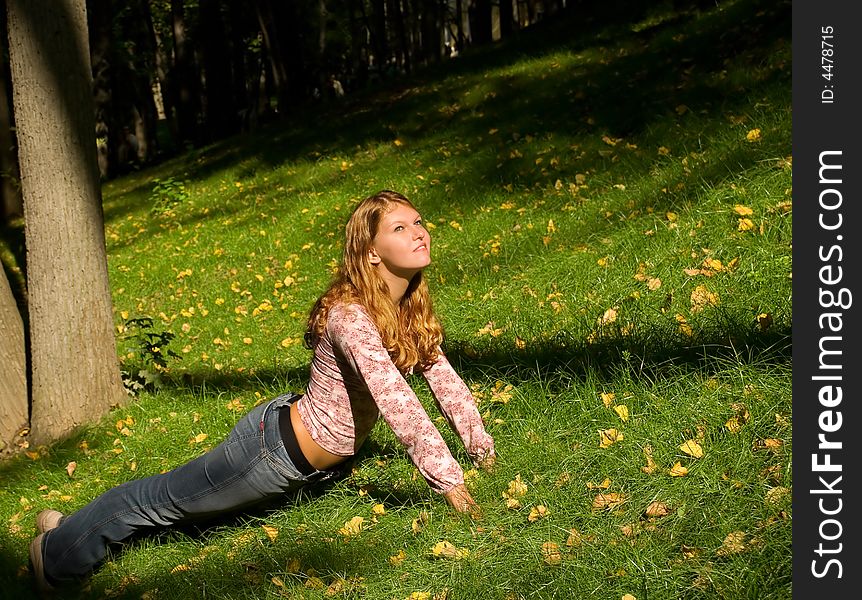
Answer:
[{"left": 30, "top": 190, "right": 496, "bottom": 592}]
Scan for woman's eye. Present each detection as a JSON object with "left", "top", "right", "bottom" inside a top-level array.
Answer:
[
  {"left": 415, "top": 219, "right": 423, "bottom": 226},
  {"left": 394, "top": 225, "right": 404, "bottom": 232}
]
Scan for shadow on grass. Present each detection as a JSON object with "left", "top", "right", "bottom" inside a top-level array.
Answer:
[
  {"left": 99, "top": 0, "right": 790, "bottom": 242},
  {"left": 0, "top": 319, "right": 790, "bottom": 595}
]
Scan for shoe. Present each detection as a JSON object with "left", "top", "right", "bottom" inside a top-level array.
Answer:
[
  {"left": 36, "top": 510, "right": 64, "bottom": 534},
  {"left": 29, "top": 532, "right": 55, "bottom": 595}
]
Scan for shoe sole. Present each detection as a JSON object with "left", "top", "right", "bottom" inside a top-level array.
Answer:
[{"left": 29, "top": 532, "right": 55, "bottom": 594}]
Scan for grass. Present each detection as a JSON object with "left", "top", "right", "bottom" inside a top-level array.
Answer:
[{"left": 0, "top": 0, "right": 792, "bottom": 598}]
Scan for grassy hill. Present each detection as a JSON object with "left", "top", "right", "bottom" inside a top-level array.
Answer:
[{"left": 1, "top": 1, "right": 792, "bottom": 598}]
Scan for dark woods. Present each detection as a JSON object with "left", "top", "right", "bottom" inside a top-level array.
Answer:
[{"left": 0, "top": 0, "right": 573, "bottom": 218}]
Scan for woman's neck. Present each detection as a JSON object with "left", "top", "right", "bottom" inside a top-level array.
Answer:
[{"left": 377, "top": 269, "right": 413, "bottom": 304}]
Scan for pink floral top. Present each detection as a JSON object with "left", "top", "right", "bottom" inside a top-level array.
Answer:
[{"left": 296, "top": 303, "right": 495, "bottom": 494}]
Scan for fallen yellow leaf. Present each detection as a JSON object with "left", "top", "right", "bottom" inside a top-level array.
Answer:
[
  {"left": 431, "top": 540, "right": 468, "bottom": 560},
  {"left": 600, "top": 392, "right": 616, "bottom": 407},
  {"left": 66, "top": 461, "right": 77, "bottom": 478},
  {"left": 542, "top": 541, "right": 562, "bottom": 565},
  {"left": 528, "top": 505, "right": 549, "bottom": 522},
  {"left": 338, "top": 516, "right": 365, "bottom": 537},
  {"left": 737, "top": 217, "right": 756, "bottom": 232},
  {"left": 592, "top": 492, "right": 626, "bottom": 511},
  {"left": 191, "top": 433, "right": 208, "bottom": 444},
  {"left": 716, "top": 531, "right": 747, "bottom": 556},
  {"left": 613, "top": 405, "right": 629, "bottom": 422},
  {"left": 765, "top": 486, "right": 791, "bottom": 506},
  {"left": 675, "top": 314, "right": 693, "bottom": 337},
  {"left": 261, "top": 525, "right": 278, "bottom": 542},
  {"left": 372, "top": 503, "right": 386, "bottom": 516},
  {"left": 586, "top": 477, "right": 611, "bottom": 490},
  {"left": 599, "top": 428, "right": 623, "bottom": 448},
  {"left": 679, "top": 439, "right": 704, "bottom": 458},
  {"left": 690, "top": 285, "right": 719, "bottom": 313},
  {"left": 389, "top": 549, "right": 407, "bottom": 566},
  {"left": 411, "top": 511, "right": 429, "bottom": 534},
  {"left": 644, "top": 501, "right": 671, "bottom": 519},
  {"left": 505, "top": 474, "right": 528, "bottom": 497},
  {"left": 745, "top": 128, "right": 761, "bottom": 142},
  {"left": 669, "top": 462, "right": 688, "bottom": 477}
]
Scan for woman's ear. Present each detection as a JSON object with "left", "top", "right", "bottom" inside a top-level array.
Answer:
[{"left": 368, "top": 248, "right": 381, "bottom": 265}]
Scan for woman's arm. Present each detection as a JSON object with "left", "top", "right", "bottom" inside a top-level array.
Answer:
[{"left": 422, "top": 352, "right": 496, "bottom": 467}]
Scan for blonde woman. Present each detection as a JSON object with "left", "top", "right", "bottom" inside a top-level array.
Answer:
[{"left": 30, "top": 190, "right": 496, "bottom": 592}]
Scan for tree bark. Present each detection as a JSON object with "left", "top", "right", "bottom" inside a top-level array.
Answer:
[
  {"left": 499, "top": 0, "right": 515, "bottom": 38},
  {"left": 200, "top": 0, "right": 237, "bottom": 140},
  {"left": 0, "top": 267, "right": 27, "bottom": 455},
  {"left": 171, "top": 0, "right": 198, "bottom": 144},
  {"left": 87, "top": 0, "right": 117, "bottom": 179},
  {"left": 255, "top": 0, "right": 291, "bottom": 113},
  {"left": 6, "top": 0, "right": 126, "bottom": 446},
  {"left": 369, "top": 0, "right": 389, "bottom": 69},
  {"left": 470, "top": 0, "right": 492, "bottom": 45},
  {"left": 126, "top": 0, "right": 160, "bottom": 162}
]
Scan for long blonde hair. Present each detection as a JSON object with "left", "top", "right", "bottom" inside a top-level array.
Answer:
[{"left": 305, "top": 190, "right": 443, "bottom": 371}]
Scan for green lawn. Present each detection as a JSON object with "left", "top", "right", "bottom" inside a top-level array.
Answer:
[{"left": 0, "top": 1, "right": 792, "bottom": 598}]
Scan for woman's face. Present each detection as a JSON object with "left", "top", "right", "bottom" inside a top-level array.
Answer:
[{"left": 369, "top": 203, "right": 431, "bottom": 276}]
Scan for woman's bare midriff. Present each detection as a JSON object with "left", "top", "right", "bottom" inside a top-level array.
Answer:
[{"left": 289, "top": 402, "right": 349, "bottom": 471}]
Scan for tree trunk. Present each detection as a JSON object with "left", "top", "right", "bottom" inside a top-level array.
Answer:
[
  {"left": 347, "top": 0, "right": 368, "bottom": 87},
  {"left": 200, "top": 0, "right": 237, "bottom": 140},
  {"left": 369, "top": 0, "right": 388, "bottom": 69},
  {"left": 127, "top": 0, "right": 160, "bottom": 162},
  {"left": 0, "top": 267, "right": 27, "bottom": 456},
  {"left": 499, "top": 0, "right": 515, "bottom": 38},
  {"left": 255, "top": 0, "right": 291, "bottom": 113},
  {"left": 387, "top": 0, "right": 408, "bottom": 72},
  {"left": 455, "top": 0, "right": 465, "bottom": 52},
  {"left": 171, "top": 0, "right": 198, "bottom": 144},
  {"left": 470, "top": 0, "right": 492, "bottom": 45},
  {"left": 6, "top": 0, "right": 126, "bottom": 446},
  {"left": 88, "top": 0, "right": 116, "bottom": 179}
]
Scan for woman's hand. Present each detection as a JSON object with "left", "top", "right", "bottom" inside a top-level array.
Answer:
[{"left": 443, "top": 483, "right": 482, "bottom": 520}]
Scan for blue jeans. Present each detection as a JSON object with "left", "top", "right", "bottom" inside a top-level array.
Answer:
[{"left": 41, "top": 393, "right": 336, "bottom": 583}]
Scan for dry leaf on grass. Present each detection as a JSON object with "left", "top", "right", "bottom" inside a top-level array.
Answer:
[
  {"left": 338, "top": 516, "right": 365, "bottom": 537},
  {"left": 669, "top": 462, "right": 688, "bottom": 477},
  {"left": 599, "top": 428, "right": 624, "bottom": 448},
  {"left": 641, "top": 446, "right": 658, "bottom": 474},
  {"left": 431, "top": 540, "right": 469, "bottom": 560},
  {"left": 541, "top": 542, "right": 562, "bottom": 565},
  {"left": 528, "top": 505, "right": 550, "bottom": 522},
  {"left": 261, "top": 525, "right": 278, "bottom": 542},
  {"left": 592, "top": 492, "right": 626, "bottom": 512},
  {"left": 716, "top": 531, "right": 747, "bottom": 556},
  {"left": 679, "top": 439, "right": 704, "bottom": 458},
  {"left": 644, "top": 501, "right": 671, "bottom": 519}
]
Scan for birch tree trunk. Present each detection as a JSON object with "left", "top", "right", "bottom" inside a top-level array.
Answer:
[{"left": 6, "top": 0, "right": 126, "bottom": 446}]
